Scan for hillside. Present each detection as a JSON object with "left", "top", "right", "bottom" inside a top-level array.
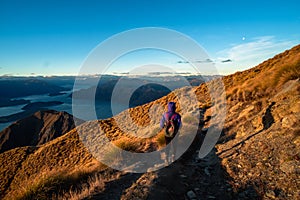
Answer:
[
  {"left": 0, "top": 110, "right": 83, "bottom": 153},
  {"left": 0, "top": 45, "right": 299, "bottom": 199}
]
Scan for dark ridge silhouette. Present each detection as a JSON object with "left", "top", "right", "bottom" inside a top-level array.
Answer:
[
  {"left": 0, "top": 110, "right": 83, "bottom": 153},
  {"left": 0, "top": 78, "right": 66, "bottom": 99}
]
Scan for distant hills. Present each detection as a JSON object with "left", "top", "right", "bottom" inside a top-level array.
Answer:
[
  {"left": 0, "top": 110, "right": 84, "bottom": 153},
  {"left": 0, "top": 45, "right": 299, "bottom": 199},
  {"left": 0, "top": 78, "right": 67, "bottom": 99},
  {"left": 0, "top": 74, "right": 213, "bottom": 124}
]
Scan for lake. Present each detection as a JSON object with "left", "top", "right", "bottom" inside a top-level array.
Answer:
[{"left": 0, "top": 91, "right": 126, "bottom": 132}]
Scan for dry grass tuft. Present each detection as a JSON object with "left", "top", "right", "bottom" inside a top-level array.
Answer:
[
  {"left": 0, "top": 146, "right": 36, "bottom": 199},
  {"left": 155, "top": 132, "right": 166, "bottom": 148},
  {"left": 56, "top": 173, "right": 106, "bottom": 200},
  {"left": 13, "top": 166, "right": 107, "bottom": 200},
  {"left": 113, "top": 137, "right": 144, "bottom": 152}
]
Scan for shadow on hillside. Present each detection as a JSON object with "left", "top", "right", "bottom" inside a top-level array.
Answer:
[
  {"left": 86, "top": 173, "right": 142, "bottom": 200},
  {"left": 213, "top": 102, "right": 277, "bottom": 199},
  {"left": 217, "top": 102, "right": 276, "bottom": 158}
]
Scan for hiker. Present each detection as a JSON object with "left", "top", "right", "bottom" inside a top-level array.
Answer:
[{"left": 160, "top": 102, "right": 181, "bottom": 163}]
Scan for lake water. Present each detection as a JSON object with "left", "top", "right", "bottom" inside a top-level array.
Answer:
[{"left": 0, "top": 90, "right": 127, "bottom": 132}]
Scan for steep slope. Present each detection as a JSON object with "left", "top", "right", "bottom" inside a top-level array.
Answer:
[
  {"left": 84, "top": 41, "right": 299, "bottom": 198},
  {"left": 217, "top": 79, "right": 299, "bottom": 199},
  {"left": 0, "top": 129, "right": 105, "bottom": 199},
  {"left": 118, "top": 45, "right": 300, "bottom": 200},
  {"left": 214, "top": 44, "right": 300, "bottom": 198},
  {"left": 0, "top": 110, "right": 83, "bottom": 153},
  {"left": 0, "top": 44, "right": 299, "bottom": 199}
]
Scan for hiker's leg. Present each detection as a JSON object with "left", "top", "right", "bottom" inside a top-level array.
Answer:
[
  {"left": 165, "top": 137, "right": 172, "bottom": 164},
  {"left": 172, "top": 136, "right": 178, "bottom": 162},
  {"left": 168, "top": 136, "right": 177, "bottom": 162}
]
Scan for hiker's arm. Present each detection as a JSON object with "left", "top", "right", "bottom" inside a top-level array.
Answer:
[{"left": 160, "top": 114, "right": 165, "bottom": 128}]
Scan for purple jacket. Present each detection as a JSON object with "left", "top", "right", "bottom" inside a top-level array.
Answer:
[{"left": 160, "top": 102, "right": 181, "bottom": 128}]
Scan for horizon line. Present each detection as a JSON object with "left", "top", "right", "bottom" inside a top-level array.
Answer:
[{"left": 0, "top": 72, "right": 225, "bottom": 78}]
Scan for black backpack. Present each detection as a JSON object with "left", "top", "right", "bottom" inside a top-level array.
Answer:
[{"left": 164, "top": 113, "right": 178, "bottom": 138}]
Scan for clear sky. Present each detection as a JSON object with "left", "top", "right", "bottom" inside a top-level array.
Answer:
[{"left": 0, "top": 0, "right": 299, "bottom": 76}]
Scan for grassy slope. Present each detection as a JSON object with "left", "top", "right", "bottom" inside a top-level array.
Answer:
[{"left": 214, "top": 44, "right": 300, "bottom": 198}]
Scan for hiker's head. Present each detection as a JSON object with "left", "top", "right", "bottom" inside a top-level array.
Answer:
[{"left": 167, "top": 102, "right": 176, "bottom": 112}]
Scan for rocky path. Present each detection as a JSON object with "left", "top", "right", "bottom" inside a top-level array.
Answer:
[
  {"left": 87, "top": 107, "right": 235, "bottom": 200},
  {"left": 107, "top": 132, "right": 234, "bottom": 200},
  {"left": 86, "top": 132, "right": 234, "bottom": 200},
  {"left": 146, "top": 147, "right": 234, "bottom": 200}
]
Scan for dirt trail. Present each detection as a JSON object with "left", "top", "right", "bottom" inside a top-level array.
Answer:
[
  {"left": 92, "top": 135, "right": 234, "bottom": 199},
  {"left": 88, "top": 109, "right": 235, "bottom": 200},
  {"left": 86, "top": 173, "right": 141, "bottom": 200},
  {"left": 145, "top": 108, "right": 233, "bottom": 200},
  {"left": 146, "top": 138, "right": 234, "bottom": 200}
]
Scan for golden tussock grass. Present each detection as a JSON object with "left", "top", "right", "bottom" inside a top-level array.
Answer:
[
  {"left": 224, "top": 45, "right": 300, "bottom": 103},
  {"left": 154, "top": 131, "right": 166, "bottom": 148},
  {"left": 11, "top": 163, "right": 108, "bottom": 200},
  {"left": 113, "top": 137, "right": 145, "bottom": 152},
  {"left": 0, "top": 146, "right": 36, "bottom": 199},
  {"left": 1, "top": 129, "right": 103, "bottom": 199}
]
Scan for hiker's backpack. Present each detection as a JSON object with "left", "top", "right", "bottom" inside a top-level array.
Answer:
[{"left": 164, "top": 113, "right": 178, "bottom": 138}]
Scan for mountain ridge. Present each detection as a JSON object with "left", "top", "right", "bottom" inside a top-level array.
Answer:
[
  {"left": 0, "top": 110, "right": 84, "bottom": 153},
  {"left": 0, "top": 44, "right": 299, "bottom": 199}
]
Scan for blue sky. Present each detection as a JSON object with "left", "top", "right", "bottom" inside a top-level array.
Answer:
[{"left": 0, "top": 0, "right": 299, "bottom": 76}]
